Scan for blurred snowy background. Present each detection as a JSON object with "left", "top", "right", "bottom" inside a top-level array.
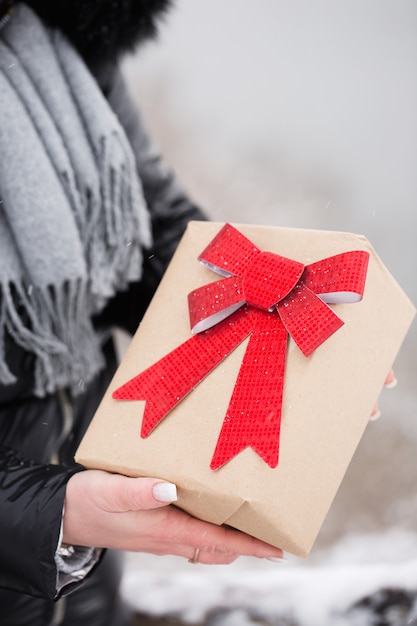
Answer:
[{"left": 120, "top": 1, "right": 417, "bottom": 623}]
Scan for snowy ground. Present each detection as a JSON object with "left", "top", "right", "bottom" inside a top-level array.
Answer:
[
  {"left": 120, "top": 1, "right": 417, "bottom": 623},
  {"left": 123, "top": 530, "right": 417, "bottom": 624}
]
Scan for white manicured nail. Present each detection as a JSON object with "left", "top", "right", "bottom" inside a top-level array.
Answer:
[
  {"left": 385, "top": 377, "right": 398, "bottom": 389},
  {"left": 153, "top": 482, "right": 178, "bottom": 502},
  {"left": 265, "top": 556, "right": 288, "bottom": 564}
]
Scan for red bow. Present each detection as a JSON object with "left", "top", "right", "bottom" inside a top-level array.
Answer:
[{"left": 113, "top": 224, "right": 369, "bottom": 470}]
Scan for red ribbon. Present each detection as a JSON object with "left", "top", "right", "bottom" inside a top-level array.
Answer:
[{"left": 113, "top": 224, "right": 369, "bottom": 470}]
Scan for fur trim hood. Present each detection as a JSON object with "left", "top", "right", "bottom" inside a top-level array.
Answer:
[{"left": 3, "top": 0, "right": 173, "bottom": 62}]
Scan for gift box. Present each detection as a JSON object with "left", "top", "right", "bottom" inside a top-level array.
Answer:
[{"left": 75, "top": 221, "right": 415, "bottom": 557}]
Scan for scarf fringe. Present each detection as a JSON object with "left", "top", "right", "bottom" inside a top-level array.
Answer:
[
  {"left": 86, "top": 131, "right": 151, "bottom": 309},
  {"left": 0, "top": 279, "right": 105, "bottom": 397}
]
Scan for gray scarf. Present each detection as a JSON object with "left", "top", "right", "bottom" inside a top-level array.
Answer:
[{"left": 0, "top": 4, "right": 151, "bottom": 396}]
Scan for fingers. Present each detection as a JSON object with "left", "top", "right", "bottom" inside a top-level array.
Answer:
[
  {"left": 384, "top": 368, "right": 397, "bottom": 389},
  {"left": 370, "top": 368, "right": 397, "bottom": 421},
  {"left": 155, "top": 508, "right": 285, "bottom": 564},
  {"left": 191, "top": 529, "right": 285, "bottom": 565},
  {"left": 103, "top": 475, "right": 178, "bottom": 512},
  {"left": 85, "top": 471, "right": 178, "bottom": 512},
  {"left": 370, "top": 406, "right": 380, "bottom": 420}
]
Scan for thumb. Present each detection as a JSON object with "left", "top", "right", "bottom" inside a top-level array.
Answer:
[{"left": 99, "top": 473, "right": 178, "bottom": 512}]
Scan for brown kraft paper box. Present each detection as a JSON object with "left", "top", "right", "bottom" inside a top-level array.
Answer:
[{"left": 75, "top": 221, "right": 416, "bottom": 557}]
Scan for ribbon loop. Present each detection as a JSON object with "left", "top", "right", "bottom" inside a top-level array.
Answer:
[
  {"left": 188, "top": 277, "right": 245, "bottom": 333},
  {"left": 198, "top": 223, "right": 260, "bottom": 277},
  {"left": 302, "top": 251, "right": 369, "bottom": 303}
]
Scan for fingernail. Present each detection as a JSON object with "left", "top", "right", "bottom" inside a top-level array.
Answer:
[
  {"left": 153, "top": 482, "right": 178, "bottom": 503},
  {"left": 370, "top": 409, "right": 381, "bottom": 421},
  {"left": 385, "top": 377, "right": 398, "bottom": 389},
  {"left": 265, "top": 556, "right": 288, "bottom": 564}
]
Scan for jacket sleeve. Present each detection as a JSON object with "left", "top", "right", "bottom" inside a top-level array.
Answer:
[
  {"left": 95, "top": 64, "right": 208, "bottom": 334},
  {"left": 0, "top": 445, "right": 94, "bottom": 600}
]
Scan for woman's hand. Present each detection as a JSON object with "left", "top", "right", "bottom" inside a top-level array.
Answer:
[{"left": 63, "top": 469, "right": 284, "bottom": 565}]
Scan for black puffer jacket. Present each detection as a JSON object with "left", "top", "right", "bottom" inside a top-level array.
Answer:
[{"left": 0, "top": 1, "right": 205, "bottom": 624}]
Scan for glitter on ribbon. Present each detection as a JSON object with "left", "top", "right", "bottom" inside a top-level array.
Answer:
[{"left": 113, "top": 224, "right": 369, "bottom": 470}]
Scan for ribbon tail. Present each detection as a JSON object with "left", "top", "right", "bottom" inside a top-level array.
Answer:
[
  {"left": 210, "top": 309, "right": 288, "bottom": 470},
  {"left": 112, "top": 307, "right": 254, "bottom": 437}
]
